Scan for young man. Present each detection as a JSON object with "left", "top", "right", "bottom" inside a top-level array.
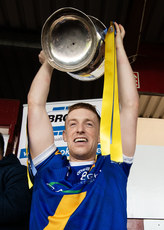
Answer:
[
  {"left": 28, "top": 22, "right": 139, "bottom": 229},
  {"left": 0, "top": 133, "right": 32, "bottom": 230}
]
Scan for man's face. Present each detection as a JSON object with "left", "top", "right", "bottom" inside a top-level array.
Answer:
[{"left": 63, "top": 108, "right": 100, "bottom": 162}]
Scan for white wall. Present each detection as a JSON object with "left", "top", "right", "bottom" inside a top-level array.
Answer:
[{"left": 127, "top": 118, "right": 164, "bottom": 219}]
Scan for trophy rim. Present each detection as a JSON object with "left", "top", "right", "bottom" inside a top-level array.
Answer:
[{"left": 41, "top": 7, "right": 98, "bottom": 72}]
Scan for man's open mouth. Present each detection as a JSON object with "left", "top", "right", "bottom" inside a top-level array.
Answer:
[{"left": 74, "top": 138, "right": 88, "bottom": 143}]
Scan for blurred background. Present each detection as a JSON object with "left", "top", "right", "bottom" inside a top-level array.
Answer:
[
  {"left": 0, "top": 0, "right": 164, "bottom": 154},
  {"left": 0, "top": 0, "right": 163, "bottom": 109},
  {"left": 0, "top": 2, "right": 164, "bottom": 228}
]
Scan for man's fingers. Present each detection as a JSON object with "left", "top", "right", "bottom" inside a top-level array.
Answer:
[
  {"left": 118, "top": 24, "right": 125, "bottom": 39},
  {"left": 38, "top": 50, "right": 46, "bottom": 64}
]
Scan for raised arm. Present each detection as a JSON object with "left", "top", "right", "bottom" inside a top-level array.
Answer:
[
  {"left": 27, "top": 51, "right": 54, "bottom": 159},
  {"left": 114, "top": 22, "right": 139, "bottom": 157}
]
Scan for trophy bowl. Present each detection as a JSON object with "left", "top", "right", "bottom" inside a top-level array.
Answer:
[{"left": 41, "top": 7, "right": 106, "bottom": 81}]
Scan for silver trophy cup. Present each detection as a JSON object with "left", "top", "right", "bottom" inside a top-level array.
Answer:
[{"left": 41, "top": 7, "right": 106, "bottom": 81}]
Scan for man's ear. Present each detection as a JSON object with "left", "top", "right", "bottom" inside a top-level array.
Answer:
[{"left": 63, "top": 130, "right": 67, "bottom": 142}]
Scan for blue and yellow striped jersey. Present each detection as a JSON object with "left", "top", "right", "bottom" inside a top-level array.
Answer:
[{"left": 29, "top": 149, "right": 132, "bottom": 230}]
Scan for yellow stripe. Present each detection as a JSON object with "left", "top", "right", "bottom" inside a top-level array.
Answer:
[
  {"left": 44, "top": 192, "right": 86, "bottom": 230},
  {"left": 100, "top": 22, "right": 123, "bottom": 162},
  {"left": 100, "top": 24, "right": 114, "bottom": 155},
  {"left": 26, "top": 160, "right": 33, "bottom": 189},
  {"left": 26, "top": 124, "right": 33, "bottom": 188}
]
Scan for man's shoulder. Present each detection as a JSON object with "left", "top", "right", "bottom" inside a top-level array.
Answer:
[{"left": 97, "top": 154, "right": 132, "bottom": 177}]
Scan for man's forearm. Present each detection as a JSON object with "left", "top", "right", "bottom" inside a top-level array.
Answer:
[
  {"left": 113, "top": 22, "right": 139, "bottom": 109},
  {"left": 27, "top": 58, "right": 55, "bottom": 158},
  {"left": 28, "top": 61, "right": 53, "bottom": 107},
  {"left": 117, "top": 46, "right": 139, "bottom": 109}
]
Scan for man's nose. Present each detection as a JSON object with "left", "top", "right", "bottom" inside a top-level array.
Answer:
[{"left": 77, "top": 124, "right": 84, "bottom": 133}]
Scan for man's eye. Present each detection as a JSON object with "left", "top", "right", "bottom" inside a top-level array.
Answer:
[
  {"left": 70, "top": 123, "right": 76, "bottom": 126},
  {"left": 87, "top": 122, "right": 93, "bottom": 127}
]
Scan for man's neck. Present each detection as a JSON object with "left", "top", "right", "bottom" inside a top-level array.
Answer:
[{"left": 69, "top": 160, "right": 95, "bottom": 167}]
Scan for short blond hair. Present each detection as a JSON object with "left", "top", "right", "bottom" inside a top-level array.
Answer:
[{"left": 68, "top": 102, "right": 100, "bottom": 122}]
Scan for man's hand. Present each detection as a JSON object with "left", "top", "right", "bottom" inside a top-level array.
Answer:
[
  {"left": 38, "top": 50, "right": 54, "bottom": 73},
  {"left": 38, "top": 50, "right": 47, "bottom": 65},
  {"left": 114, "top": 22, "right": 125, "bottom": 50}
]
